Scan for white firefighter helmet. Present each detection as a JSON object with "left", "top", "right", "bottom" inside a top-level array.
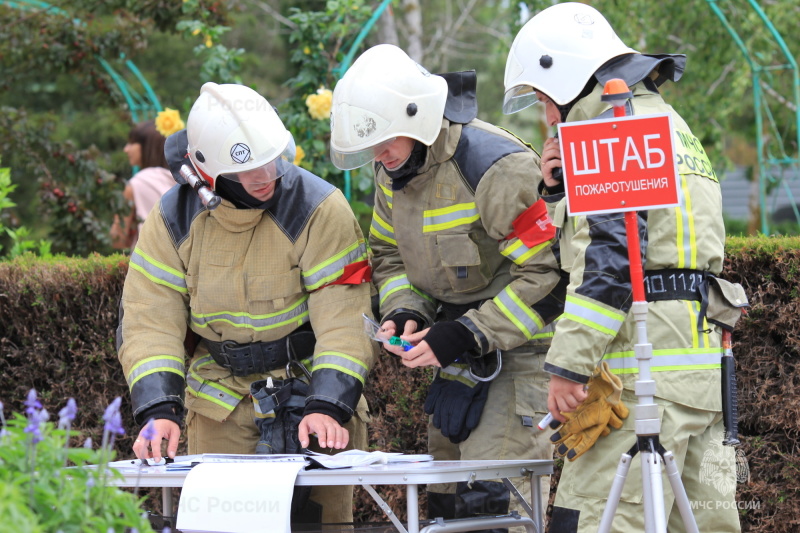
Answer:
[
  {"left": 330, "top": 44, "right": 448, "bottom": 170},
  {"left": 186, "top": 82, "right": 296, "bottom": 187},
  {"left": 503, "top": 2, "right": 636, "bottom": 113}
]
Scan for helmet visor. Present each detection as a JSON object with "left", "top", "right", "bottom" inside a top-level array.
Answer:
[
  {"left": 219, "top": 138, "right": 296, "bottom": 184},
  {"left": 502, "top": 85, "right": 539, "bottom": 115},
  {"left": 331, "top": 137, "right": 397, "bottom": 171}
]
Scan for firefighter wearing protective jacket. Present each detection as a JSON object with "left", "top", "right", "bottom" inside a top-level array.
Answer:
[
  {"left": 117, "top": 82, "right": 375, "bottom": 525},
  {"left": 504, "top": 4, "right": 741, "bottom": 532},
  {"left": 330, "top": 44, "right": 567, "bottom": 528}
]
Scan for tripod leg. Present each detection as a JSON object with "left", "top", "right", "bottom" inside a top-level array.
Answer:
[
  {"left": 597, "top": 453, "right": 633, "bottom": 533},
  {"left": 663, "top": 451, "right": 699, "bottom": 533},
  {"left": 643, "top": 451, "right": 667, "bottom": 533}
]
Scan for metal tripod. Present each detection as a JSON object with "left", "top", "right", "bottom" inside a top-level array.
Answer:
[{"left": 596, "top": 301, "right": 699, "bottom": 533}]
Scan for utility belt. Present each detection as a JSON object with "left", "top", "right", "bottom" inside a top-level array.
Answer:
[
  {"left": 204, "top": 323, "right": 316, "bottom": 377},
  {"left": 643, "top": 269, "right": 710, "bottom": 302}
]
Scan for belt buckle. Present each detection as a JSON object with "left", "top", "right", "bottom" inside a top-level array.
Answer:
[{"left": 217, "top": 340, "right": 238, "bottom": 368}]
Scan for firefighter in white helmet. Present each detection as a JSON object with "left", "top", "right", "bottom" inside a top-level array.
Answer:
[
  {"left": 118, "top": 82, "right": 375, "bottom": 526},
  {"left": 332, "top": 43, "right": 567, "bottom": 527},
  {"left": 504, "top": 3, "right": 744, "bottom": 532}
]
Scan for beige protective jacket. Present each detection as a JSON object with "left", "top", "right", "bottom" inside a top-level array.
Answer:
[
  {"left": 543, "top": 81, "right": 726, "bottom": 411},
  {"left": 118, "top": 167, "right": 375, "bottom": 423},
  {"left": 370, "top": 118, "right": 565, "bottom": 354}
]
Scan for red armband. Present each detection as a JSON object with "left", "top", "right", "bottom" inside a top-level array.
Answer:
[
  {"left": 504, "top": 199, "right": 555, "bottom": 247},
  {"left": 324, "top": 259, "right": 372, "bottom": 287}
]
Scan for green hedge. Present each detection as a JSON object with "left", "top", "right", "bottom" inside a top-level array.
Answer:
[{"left": 1, "top": 236, "right": 798, "bottom": 531}]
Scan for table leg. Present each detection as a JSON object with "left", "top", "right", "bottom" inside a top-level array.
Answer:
[
  {"left": 407, "top": 484, "right": 419, "bottom": 533},
  {"left": 162, "top": 487, "right": 174, "bottom": 520},
  {"left": 530, "top": 473, "right": 543, "bottom": 533}
]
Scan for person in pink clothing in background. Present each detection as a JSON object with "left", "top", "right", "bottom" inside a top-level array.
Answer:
[{"left": 111, "top": 120, "right": 175, "bottom": 250}]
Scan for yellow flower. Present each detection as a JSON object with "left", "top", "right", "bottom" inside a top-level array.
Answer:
[
  {"left": 305, "top": 88, "right": 333, "bottom": 121},
  {"left": 294, "top": 145, "right": 306, "bottom": 166},
  {"left": 303, "top": 46, "right": 311, "bottom": 55},
  {"left": 155, "top": 108, "right": 185, "bottom": 137},
  {"left": 205, "top": 36, "right": 213, "bottom": 48},
  {"left": 192, "top": 28, "right": 201, "bottom": 36}
]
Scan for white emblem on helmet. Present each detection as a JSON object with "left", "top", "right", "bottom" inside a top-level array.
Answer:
[
  {"left": 353, "top": 115, "right": 377, "bottom": 138},
  {"left": 230, "top": 143, "right": 251, "bottom": 164}
]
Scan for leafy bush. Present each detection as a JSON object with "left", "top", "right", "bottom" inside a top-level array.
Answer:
[{"left": 0, "top": 391, "right": 152, "bottom": 532}]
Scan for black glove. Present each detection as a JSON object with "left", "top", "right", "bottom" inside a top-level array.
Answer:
[
  {"left": 383, "top": 311, "right": 425, "bottom": 336},
  {"left": 423, "top": 320, "right": 477, "bottom": 367},
  {"left": 136, "top": 401, "right": 184, "bottom": 429},
  {"left": 424, "top": 369, "right": 490, "bottom": 444}
]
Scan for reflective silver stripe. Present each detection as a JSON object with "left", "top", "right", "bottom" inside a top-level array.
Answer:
[
  {"left": 303, "top": 240, "right": 368, "bottom": 291},
  {"left": 378, "top": 275, "right": 432, "bottom": 305},
  {"left": 192, "top": 297, "right": 310, "bottom": 330},
  {"left": 378, "top": 183, "right": 394, "bottom": 210},
  {"left": 127, "top": 355, "right": 185, "bottom": 388},
  {"left": 494, "top": 286, "right": 544, "bottom": 340},
  {"left": 500, "top": 238, "right": 550, "bottom": 266},
  {"left": 370, "top": 211, "right": 396, "bottom": 245},
  {"left": 185, "top": 359, "right": 242, "bottom": 411},
  {"left": 676, "top": 174, "right": 698, "bottom": 269},
  {"left": 562, "top": 294, "right": 625, "bottom": 337},
  {"left": 312, "top": 352, "right": 369, "bottom": 385},
  {"left": 532, "top": 321, "right": 556, "bottom": 340},
  {"left": 129, "top": 248, "right": 187, "bottom": 293},
  {"left": 378, "top": 275, "right": 411, "bottom": 304},
  {"left": 422, "top": 203, "right": 480, "bottom": 233},
  {"left": 439, "top": 363, "right": 478, "bottom": 387},
  {"left": 604, "top": 348, "right": 722, "bottom": 374}
]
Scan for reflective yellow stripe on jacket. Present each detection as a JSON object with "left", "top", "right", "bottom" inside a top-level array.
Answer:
[
  {"left": 562, "top": 293, "right": 626, "bottom": 337},
  {"left": 191, "top": 296, "right": 310, "bottom": 331},
  {"left": 370, "top": 211, "right": 396, "bottom": 245},
  {"left": 603, "top": 347, "right": 722, "bottom": 374},
  {"left": 186, "top": 355, "right": 244, "bottom": 412},
  {"left": 129, "top": 248, "right": 187, "bottom": 293},
  {"left": 312, "top": 352, "right": 370, "bottom": 385},
  {"left": 500, "top": 237, "right": 551, "bottom": 266},
  {"left": 126, "top": 355, "right": 185, "bottom": 388},
  {"left": 422, "top": 203, "right": 479, "bottom": 233},
  {"left": 493, "top": 286, "right": 546, "bottom": 340},
  {"left": 302, "top": 239, "right": 368, "bottom": 291},
  {"left": 378, "top": 274, "right": 434, "bottom": 306}
]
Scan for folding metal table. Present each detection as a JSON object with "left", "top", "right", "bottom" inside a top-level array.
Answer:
[{"left": 105, "top": 457, "right": 552, "bottom": 533}]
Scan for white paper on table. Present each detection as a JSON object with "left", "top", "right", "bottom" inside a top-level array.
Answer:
[
  {"left": 176, "top": 461, "right": 304, "bottom": 533},
  {"left": 305, "top": 449, "right": 434, "bottom": 469}
]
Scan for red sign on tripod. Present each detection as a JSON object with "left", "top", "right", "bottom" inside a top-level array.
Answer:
[{"left": 558, "top": 113, "right": 679, "bottom": 216}]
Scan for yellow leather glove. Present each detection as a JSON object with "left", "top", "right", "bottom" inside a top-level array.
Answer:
[{"left": 550, "top": 361, "right": 629, "bottom": 461}]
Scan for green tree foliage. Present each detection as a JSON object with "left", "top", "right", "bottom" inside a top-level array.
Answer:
[
  {"left": 0, "top": 1, "right": 231, "bottom": 256},
  {"left": 280, "top": 0, "right": 373, "bottom": 190}
]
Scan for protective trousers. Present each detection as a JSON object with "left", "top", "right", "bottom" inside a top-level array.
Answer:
[
  {"left": 186, "top": 397, "right": 369, "bottom": 528},
  {"left": 550, "top": 390, "right": 742, "bottom": 533},
  {"left": 427, "top": 346, "right": 552, "bottom": 532}
]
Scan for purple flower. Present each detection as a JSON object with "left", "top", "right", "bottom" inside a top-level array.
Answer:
[
  {"left": 58, "top": 398, "right": 78, "bottom": 429},
  {"left": 83, "top": 437, "right": 93, "bottom": 449},
  {"left": 25, "top": 408, "right": 49, "bottom": 444},
  {"left": 24, "top": 389, "right": 42, "bottom": 415},
  {"left": 142, "top": 418, "right": 156, "bottom": 441},
  {"left": 103, "top": 397, "right": 125, "bottom": 436}
]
